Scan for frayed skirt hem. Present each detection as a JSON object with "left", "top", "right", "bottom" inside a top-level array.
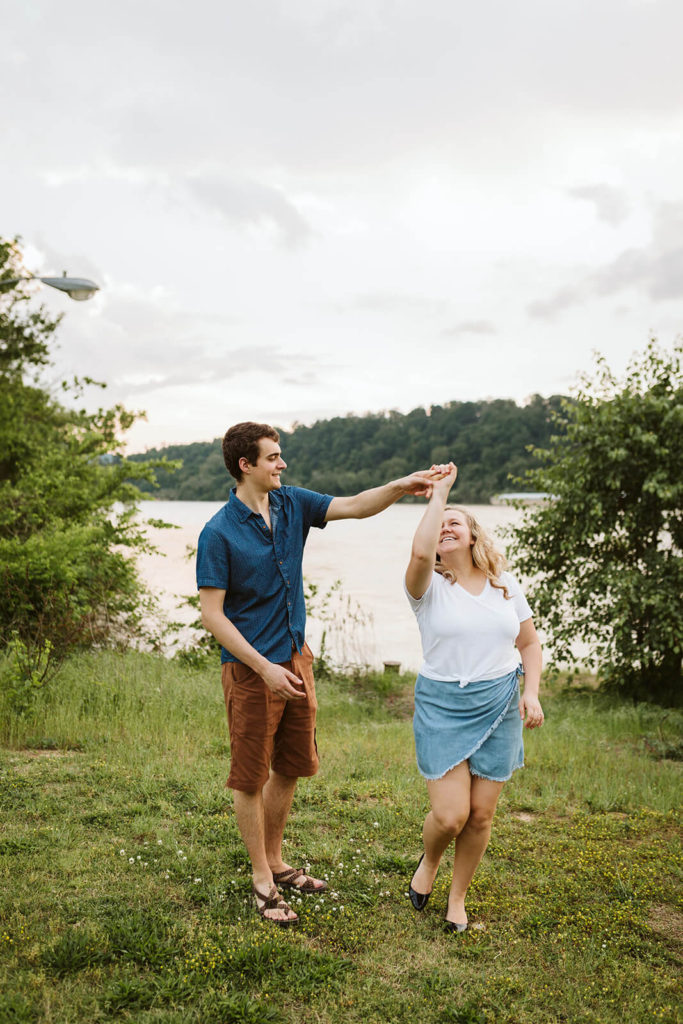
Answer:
[{"left": 418, "top": 759, "right": 524, "bottom": 783}]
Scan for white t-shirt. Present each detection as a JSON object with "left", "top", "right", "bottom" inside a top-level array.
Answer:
[{"left": 404, "top": 570, "right": 532, "bottom": 686}]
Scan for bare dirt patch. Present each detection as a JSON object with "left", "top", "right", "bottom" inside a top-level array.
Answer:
[
  {"left": 648, "top": 904, "right": 683, "bottom": 949},
  {"left": 9, "top": 749, "right": 80, "bottom": 775},
  {"left": 19, "top": 749, "right": 72, "bottom": 759}
]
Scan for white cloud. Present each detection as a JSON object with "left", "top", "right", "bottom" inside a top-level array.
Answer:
[
  {"left": 183, "top": 176, "right": 313, "bottom": 246},
  {"left": 567, "top": 185, "right": 630, "bottom": 227},
  {"left": 527, "top": 200, "right": 683, "bottom": 318},
  {"left": 442, "top": 321, "right": 498, "bottom": 337}
]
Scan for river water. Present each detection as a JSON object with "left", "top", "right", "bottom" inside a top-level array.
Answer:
[{"left": 137, "top": 500, "right": 528, "bottom": 673}]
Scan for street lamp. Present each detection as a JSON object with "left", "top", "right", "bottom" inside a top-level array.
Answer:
[{"left": 1, "top": 270, "right": 100, "bottom": 301}]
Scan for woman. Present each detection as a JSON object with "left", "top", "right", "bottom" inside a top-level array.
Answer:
[{"left": 404, "top": 462, "right": 544, "bottom": 932}]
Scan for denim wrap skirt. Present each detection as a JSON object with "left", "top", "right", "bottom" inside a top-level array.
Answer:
[{"left": 413, "top": 666, "right": 524, "bottom": 782}]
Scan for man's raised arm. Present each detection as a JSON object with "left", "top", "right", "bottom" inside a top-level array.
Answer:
[{"left": 325, "top": 469, "right": 439, "bottom": 521}]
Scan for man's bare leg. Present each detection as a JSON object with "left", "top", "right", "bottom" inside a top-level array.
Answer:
[
  {"left": 233, "top": 787, "right": 296, "bottom": 922},
  {"left": 264, "top": 770, "right": 326, "bottom": 890},
  {"left": 263, "top": 770, "right": 297, "bottom": 869}
]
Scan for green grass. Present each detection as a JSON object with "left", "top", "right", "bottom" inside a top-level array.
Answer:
[{"left": 0, "top": 652, "right": 681, "bottom": 1023}]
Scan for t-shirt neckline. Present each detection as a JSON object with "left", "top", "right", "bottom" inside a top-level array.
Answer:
[{"left": 454, "top": 578, "right": 489, "bottom": 600}]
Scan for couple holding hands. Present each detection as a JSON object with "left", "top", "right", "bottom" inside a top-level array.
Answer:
[{"left": 197, "top": 421, "right": 543, "bottom": 932}]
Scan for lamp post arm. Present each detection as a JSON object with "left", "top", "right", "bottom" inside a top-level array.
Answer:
[{"left": 0, "top": 273, "right": 100, "bottom": 301}]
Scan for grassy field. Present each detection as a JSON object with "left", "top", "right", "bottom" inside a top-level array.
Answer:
[{"left": 0, "top": 651, "right": 681, "bottom": 1024}]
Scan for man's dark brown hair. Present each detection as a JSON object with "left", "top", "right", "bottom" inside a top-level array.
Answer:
[{"left": 222, "top": 422, "right": 280, "bottom": 481}]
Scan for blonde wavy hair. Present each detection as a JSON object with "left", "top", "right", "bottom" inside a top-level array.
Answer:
[{"left": 434, "top": 505, "right": 510, "bottom": 599}]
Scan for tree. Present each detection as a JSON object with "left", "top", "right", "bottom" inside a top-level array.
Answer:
[
  {"left": 508, "top": 339, "right": 682, "bottom": 705},
  {"left": 0, "top": 237, "right": 171, "bottom": 694}
]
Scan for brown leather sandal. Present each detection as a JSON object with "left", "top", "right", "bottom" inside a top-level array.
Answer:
[
  {"left": 252, "top": 883, "right": 298, "bottom": 927},
  {"left": 272, "top": 867, "right": 328, "bottom": 893}
]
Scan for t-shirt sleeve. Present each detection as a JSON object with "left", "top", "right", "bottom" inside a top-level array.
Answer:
[
  {"left": 403, "top": 572, "right": 435, "bottom": 614},
  {"left": 503, "top": 572, "right": 532, "bottom": 623},
  {"left": 290, "top": 486, "right": 333, "bottom": 529},
  {"left": 196, "top": 525, "right": 230, "bottom": 590}
]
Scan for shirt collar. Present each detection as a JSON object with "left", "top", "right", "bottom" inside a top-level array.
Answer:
[{"left": 228, "top": 487, "right": 283, "bottom": 522}]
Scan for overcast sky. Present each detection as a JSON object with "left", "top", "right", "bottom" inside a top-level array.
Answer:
[{"left": 3, "top": 0, "right": 682, "bottom": 452}]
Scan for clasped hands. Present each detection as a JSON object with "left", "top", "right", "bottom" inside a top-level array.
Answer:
[{"left": 400, "top": 462, "right": 458, "bottom": 499}]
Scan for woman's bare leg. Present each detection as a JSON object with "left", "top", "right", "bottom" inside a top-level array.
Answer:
[
  {"left": 411, "top": 762, "right": 471, "bottom": 896},
  {"left": 447, "top": 775, "right": 504, "bottom": 925}
]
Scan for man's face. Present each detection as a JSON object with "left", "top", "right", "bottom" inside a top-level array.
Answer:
[{"left": 244, "top": 437, "right": 287, "bottom": 491}]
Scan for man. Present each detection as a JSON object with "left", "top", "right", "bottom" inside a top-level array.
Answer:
[{"left": 197, "top": 421, "right": 437, "bottom": 926}]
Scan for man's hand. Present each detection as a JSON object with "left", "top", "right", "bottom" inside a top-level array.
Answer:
[{"left": 260, "top": 662, "right": 307, "bottom": 701}]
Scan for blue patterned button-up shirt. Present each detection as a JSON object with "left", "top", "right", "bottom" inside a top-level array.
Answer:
[{"left": 196, "top": 485, "right": 332, "bottom": 664}]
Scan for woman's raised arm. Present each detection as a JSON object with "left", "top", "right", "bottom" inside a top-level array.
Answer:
[{"left": 405, "top": 463, "right": 457, "bottom": 599}]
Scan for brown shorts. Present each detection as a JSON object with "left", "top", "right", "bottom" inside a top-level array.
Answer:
[{"left": 221, "top": 643, "right": 319, "bottom": 792}]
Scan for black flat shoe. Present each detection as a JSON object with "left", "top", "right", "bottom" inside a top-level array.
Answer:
[
  {"left": 408, "top": 853, "right": 432, "bottom": 911},
  {"left": 444, "top": 919, "right": 468, "bottom": 933}
]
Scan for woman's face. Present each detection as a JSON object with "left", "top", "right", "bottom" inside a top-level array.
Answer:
[{"left": 437, "top": 509, "right": 474, "bottom": 557}]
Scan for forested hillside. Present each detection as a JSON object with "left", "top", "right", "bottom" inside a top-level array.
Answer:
[{"left": 129, "top": 394, "right": 566, "bottom": 503}]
